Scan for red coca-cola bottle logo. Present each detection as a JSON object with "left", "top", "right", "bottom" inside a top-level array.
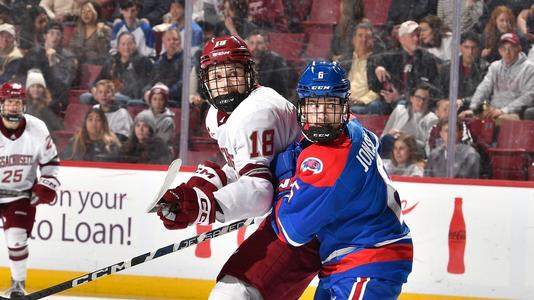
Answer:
[
  {"left": 195, "top": 224, "right": 212, "bottom": 258},
  {"left": 447, "top": 197, "right": 466, "bottom": 274},
  {"left": 194, "top": 225, "right": 249, "bottom": 258}
]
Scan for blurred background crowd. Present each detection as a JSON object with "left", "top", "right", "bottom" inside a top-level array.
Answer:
[{"left": 1, "top": 0, "right": 534, "bottom": 180}]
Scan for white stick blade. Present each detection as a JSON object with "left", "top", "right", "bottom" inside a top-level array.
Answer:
[{"left": 146, "top": 158, "right": 182, "bottom": 213}]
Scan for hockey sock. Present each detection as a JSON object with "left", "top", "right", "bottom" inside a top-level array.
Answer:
[{"left": 5, "top": 227, "right": 29, "bottom": 281}]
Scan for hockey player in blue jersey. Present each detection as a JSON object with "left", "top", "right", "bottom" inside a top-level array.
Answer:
[{"left": 271, "top": 61, "right": 413, "bottom": 299}]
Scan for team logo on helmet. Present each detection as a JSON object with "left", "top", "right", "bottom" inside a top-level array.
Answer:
[{"left": 300, "top": 157, "right": 323, "bottom": 175}]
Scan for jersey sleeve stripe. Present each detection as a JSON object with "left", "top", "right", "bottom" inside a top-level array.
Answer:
[
  {"left": 278, "top": 221, "right": 304, "bottom": 247},
  {"left": 238, "top": 164, "right": 273, "bottom": 181},
  {"left": 274, "top": 198, "right": 306, "bottom": 247},
  {"left": 273, "top": 200, "right": 287, "bottom": 243},
  {"left": 319, "top": 243, "right": 414, "bottom": 277},
  {"left": 40, "top": 157, "right": 60, "bottom": 167}
]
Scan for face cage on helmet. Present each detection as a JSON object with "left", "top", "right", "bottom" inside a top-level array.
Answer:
[
  {"left": 0, "top": 99, "right": 25, "bottom": 122},
  {"left": 200, "top": 61, "right": 256, "bottom": 113},
  {"left": 298, "top": 96, "right": 349, "bottom": 144}
]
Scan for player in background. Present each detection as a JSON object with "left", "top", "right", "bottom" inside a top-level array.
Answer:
[
  {"left": 0, "top": 82, "right": 60, "bottom": 298},
  {"left": 156, "top": 35, "right": 321, "bottom": 299},
  {"left": 272, "top": 61, "right": 413, "bottom": 299}
]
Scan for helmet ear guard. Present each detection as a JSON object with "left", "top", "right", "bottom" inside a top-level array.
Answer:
[
  {"left": 296, "top": 61, "right": 350, "bottom": 143},
  {"left": 199, "top": 35, "right": 257, "bottom": 112}
]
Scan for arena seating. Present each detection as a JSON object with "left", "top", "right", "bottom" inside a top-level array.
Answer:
[
  {"left": 267, "top": 32, "right": 306, "bottom": 63},
  {"left": 302, "top": 32, "right": 333, "bottom": 61},
  {"left": 78, "top": 64, "right": 103, "bottom": 90},
  {"left": 364, "top": 0, "right": 391, "bottom": 27},
  {"left": 68, "top": 89, "right": 86, "bottom": 104},
  {"left": 487, "top": 119, "right": 534, "bottom": 180},
  {"left": 62, "top": 25, "right": 76, "bottom": 47},
  {"left": 301, "top": 0, "right": 339, "bottom": 34},
  {"left": 63, "top": 103, "right": 92, "bottom": 133},
  {"left": 352, "top": 114, "right": 389, "bottom": 137},
  {"left": 51, "top": 130, "right": 74, "bottom": 156}
]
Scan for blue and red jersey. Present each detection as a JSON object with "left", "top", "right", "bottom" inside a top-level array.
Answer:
[{"left": 272, "top": 120, "right": 413, "bottom": 285}]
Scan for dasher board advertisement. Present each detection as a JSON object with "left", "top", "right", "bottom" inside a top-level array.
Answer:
[{"left": 0, "top": 163, "right": 532, "bottom": 300}]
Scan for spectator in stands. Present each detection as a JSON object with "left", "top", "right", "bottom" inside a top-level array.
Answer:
[
  {"left": 94, "top": 31, "right": 153, "bottom": 101},
  {"left": 517, "top": 4, "right": 534, "bottom": 44},
  {"left": 440, "top": 31, "right": 488, "bottom": 109},
  {"left": 0, "top": 23, "right": 22, "bottom": 83},
  {"left": 425, "top": 119, "right": 480, "bottom": 178},
  {"left": 481, "top": 5, "right": 528, "bottom": 63},
  {"left": 0, "top": 5, "right": 11, "bottom": 24},
  {"left": 426, "top": 97, "right": 474, "bottom": 155},
  {"left": 61, "top": 107, "right": 122, "bottom": 162},
  {"left": 330, "top": 0, "right": 366, "bottom": 60},
  {"left": 139, "top": 0, "right": 171, "bottom": 26},
  {"left": 426, "top": 98, "right": 449, "bottom": 154},
  {"left": 92, "top": 79, "right": 133, "bottom": 141},
  {"left": 245, "top": 30, "right": 290, "bottom": 99},
  {"left": 40, "top": 0, "right": 82, "bottom": 24},
  {"left": 437, "top": 0, "right": 484, "bottom": 34},
  {"left": 419, "top": 15, "right": 452, "bottom": 62},
  {"left": 18, "top": 21, "right": 78, "bottom": 113},
  {"left": 386, "top": 0, "right": 438, "bottom": 34},
  {"left": 337, "top": 22, "right": 384, "bottom": 115},
  {"left": 191, "top": 0, "right": 224, "bottom": 26},
  {"left": 25, "top": 68, "right": 63, "bottom": 132},
  {"left": 380, "top": 83, "right": 439, "bottom": 158},
  {"left": 214, "top": 0, "right": 257, "bottom": 39},
  {"left": 383, "top": 133, "right": 424, "bottom": 176},
  {"left": 479, "top": 0, "right": 533, "bottom": 33},
  {"left": 460, "top": 33, "right": 534, "bottom": 123},
  {"left": 368, "top": 20, "right": 441, "bottom": 114},
  {"left": 141, "top": 83, "right": 175, "bottom": 146},
  {"left": 18, "top": 6, "right": 49, "bottom": 52},
  {"left": 97, "top": 0, "right": 117, "bottom": 23},
  {"left": 283, "top": 0, "right": 313, "bottom": 33},
  {"left": 121, "top": 110, "right": 172, "bottom": 164},
  {"left": 157, "top": 0, "right": 204, "bottom": 55},
  {"left": 111, "top": 0, "right": 156, "bottom": 57},
  {"left": 69, "top": 1, "right": 112, "bottom": 65},
  {"left": 152, "top": 28, "right": 183, "bottom": 105},
  {"left": 188, "top": 48, "right": 207, "bottom": 112},
  {"left": 247, "top": 0, "right": 288, "bottom": 32}
]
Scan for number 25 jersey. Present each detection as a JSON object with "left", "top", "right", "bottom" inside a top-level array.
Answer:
[{"left": 0, "top": 115, "right": 60, "bottom": 204}]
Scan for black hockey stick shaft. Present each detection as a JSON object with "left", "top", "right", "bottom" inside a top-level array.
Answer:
[{"left": 3, "top": 218, "right": 255, "bottom": 300}]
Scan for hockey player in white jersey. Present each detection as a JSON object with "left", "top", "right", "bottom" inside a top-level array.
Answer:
[
  {"left": 0, "top": 82, "right": 60, "bottom": 298},
  {"left": 156, "top": 35, "right": 321, "bottom": 299}
]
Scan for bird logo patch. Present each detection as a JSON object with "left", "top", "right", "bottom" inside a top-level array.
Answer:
[{"left": 300, "top": 157, "right": 323, "bottom": 175}]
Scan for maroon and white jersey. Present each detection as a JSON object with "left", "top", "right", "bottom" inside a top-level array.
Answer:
[
  {"left": 206, "top": 86, "right": 301, "bottom": 222},
  {"left": 0, "top": 115, "right": 60, "bottom": 204}
]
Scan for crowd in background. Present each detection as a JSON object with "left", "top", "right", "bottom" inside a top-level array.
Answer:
[{"left": 1, "top": 0, "right": 534, "bottom": 180}]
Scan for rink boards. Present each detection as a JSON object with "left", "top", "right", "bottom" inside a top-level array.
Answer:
[{"left": 0, "top": 161, "right": 533, "bottom": 300}]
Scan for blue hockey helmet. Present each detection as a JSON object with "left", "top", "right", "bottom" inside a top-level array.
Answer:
[{"left": 296, "top": 61, "right": 350, "bottom": 143}]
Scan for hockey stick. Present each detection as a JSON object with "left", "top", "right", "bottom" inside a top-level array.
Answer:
[
  {"left": 0, "top": 217, "right": 255, "bottom": 300},
  {"left": 146, "top": 158, "right": 182, "bottom": 213}
]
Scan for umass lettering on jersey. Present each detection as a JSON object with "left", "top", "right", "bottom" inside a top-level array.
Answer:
[{"left": 0, "top": 154, "right": 34, "bottom": 167}]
